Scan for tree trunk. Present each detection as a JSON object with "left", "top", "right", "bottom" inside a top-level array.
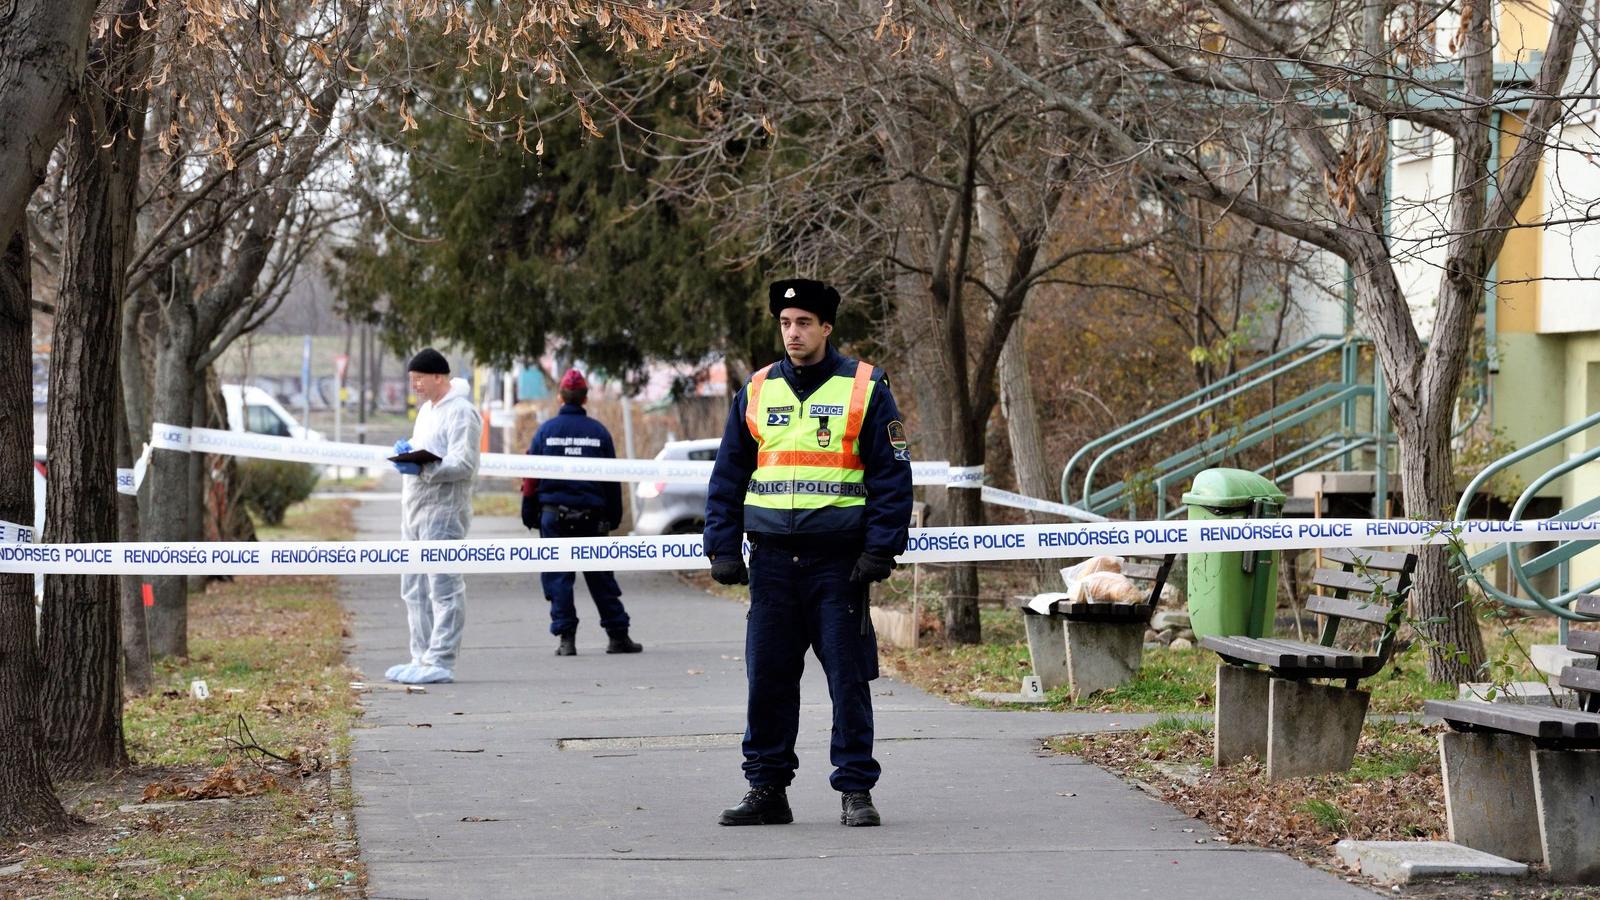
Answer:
[
  {"left": 116, "top": 389, "right": 152, "bottom": 695},
  {"left": 890, "top": 224, "right": 950, "bottom": 525},
  {"left": 187, "top": 376, "right": 209, "bottom": 591},
  {"left": 972, "top": 167, "right": 1056, "bottom": 589},
  {"left": 998, "top": 319, "right": 1057, "bottom": 590},
  {"left": 39, "top": 84, "right": 136, "bottom": 777},
  {"left": 1396, "top": 411, "right": 1486, "bottom": 683},
  {"left": 0, "top": 230, "right": 71, "bottom": 837},
  {"left": 145, "top": 291, "right": 198, "bottom": 658},
  {"left": 943, "top": 416, "right": 986, "bottom": 643},
  {"left": 118, "top": 290, "right": 155, "bottom": 690},
  {"left": 0, "top": 0, "right": 96, "bottom": 248},
  {"left": 1354, "top": 247, "right": 1487, "bottom": 683}
]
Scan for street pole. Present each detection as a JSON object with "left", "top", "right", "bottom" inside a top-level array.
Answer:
[
  {"left": 300, "top": 334, "right": 312, "bottom": 432},
  {"left": 620, "top": 393, "right": 635, "bottom": 461},
  {"left": 333, "top": 351, "right": 347, "bottom": 481}
]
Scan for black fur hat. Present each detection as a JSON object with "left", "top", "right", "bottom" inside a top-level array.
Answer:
[{"left": 768, "top": 279, "right": 840, "bottom": 324}]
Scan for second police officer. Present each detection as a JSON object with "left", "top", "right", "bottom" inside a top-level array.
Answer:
[
  {"left": 704, "top": 278, "right": 914, "bottom": 828},
  {"left": 521, "top": 368, "right": 644, "bottom": 657}
]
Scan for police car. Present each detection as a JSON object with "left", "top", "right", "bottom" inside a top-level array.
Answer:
[{"left": 632, "top": 439, "right": 721, "bottom": 536}]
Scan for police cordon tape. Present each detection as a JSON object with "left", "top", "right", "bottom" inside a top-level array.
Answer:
[
  {"left": 0, "top": 519, "right": 34, "bottom": 545},
  {"left": 143, "top": 423, "right": 1106, "bottom": 521},
  {"left": 0, "top": 517, "right": 1592, "bottom": 576}
]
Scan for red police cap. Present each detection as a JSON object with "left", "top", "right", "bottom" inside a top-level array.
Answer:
[{"left": 560, "top": 368, "right": 588, "bottom": 391}]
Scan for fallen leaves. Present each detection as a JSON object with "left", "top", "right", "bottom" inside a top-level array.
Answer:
[
  {"left": 141, "top": 761, "right": 282, "bottom": 803},
  {"left": 1054, "top": 724, "right": 1446, "bottom": 862}
]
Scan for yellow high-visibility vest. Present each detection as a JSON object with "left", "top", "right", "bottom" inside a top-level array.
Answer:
[{"left": 742, "top": 360, "right": 876, "bottom": 535}]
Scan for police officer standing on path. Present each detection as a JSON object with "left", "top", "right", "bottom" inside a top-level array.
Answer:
[
  {"left": 705, "top": 278, "right": 914, "bottom": 828},
  {"left": 521, "top": 368, "right": 644, "bottom": 657}
]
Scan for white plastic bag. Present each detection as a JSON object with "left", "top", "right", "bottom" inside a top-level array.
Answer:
[{"left": 1060, "top": 555, "right": 1124, "bottom": 594}]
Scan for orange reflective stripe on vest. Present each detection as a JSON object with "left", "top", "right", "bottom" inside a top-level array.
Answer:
[
  {"left": 756, "top": 450, "right": 866, "bottom": 470},
  {"left": 744, "top": 363, "right": 773, "bottom": 442},
  {"left": 841, "top": 361, "right": 871, "bottom": 456}
]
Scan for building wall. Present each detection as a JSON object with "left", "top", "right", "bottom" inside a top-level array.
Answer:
[
  {"left": 1493, "top": 331, "right": 1568, "bottom": 490},
  {"left": 1494, "top": 118, "right": 1545, "bottom": 335},
  {"left": 1387, "top": 135, "right": 1453, "bottom": 342},
  {"left": 1539, "top": 117, "right": 1600, "bottom": 333},
  {"left": 1562, "top": 335, "right": 1600, "bottom": 588}
]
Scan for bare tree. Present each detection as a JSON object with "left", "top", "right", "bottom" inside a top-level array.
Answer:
[
  {"left": 659, "top": 3, "right": 1152, "bottom": 640},
  {"left": 36, "top": 0, "right": 158, "bottom": 778},
  {"left": 0, "top": 231, "right": 71, "bottom": 836},
  {"left": 905, "top": 0, "right": 1599, "bottom": 679},
  {"left": 0, "top": 0, "right": 98, "bottom": 252},
  {"left": 0, "top": 0, "right": 98, "bottom": 840}
]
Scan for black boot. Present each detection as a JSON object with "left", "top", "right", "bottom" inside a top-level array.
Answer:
[
  {"left": 556, "top": 632, "right": 576, "bottom": 656},
  {"left": 606, "top": 628, "right": 642, "bottom": 654},
  {"left": 718, "top": 785, "right": 793, "bottom": 826},
  {"left": 840, "top": 790, "right": 881, "bottom": 827}
]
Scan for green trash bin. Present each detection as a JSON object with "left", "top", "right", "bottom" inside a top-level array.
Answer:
[{"left": 1182, "top": 468, "right": 1287, "bottom": 639}]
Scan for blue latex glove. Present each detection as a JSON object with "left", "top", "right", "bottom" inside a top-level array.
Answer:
[
  {"left": 394, "top": 461, "right": 422, "bottom": 476},
  {"left": 393, "top": 438, "right": 412, "bottom": 455}
]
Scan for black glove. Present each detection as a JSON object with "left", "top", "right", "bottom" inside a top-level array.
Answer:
[
  {"left": 520, "top": 497, "right": 540, "bottom": 531},
  {"left": 850, "top": 552, "right": 896, "bottom": 583},
  {"left": 709, "top": 556, "right": 749, "bottom": 586}
]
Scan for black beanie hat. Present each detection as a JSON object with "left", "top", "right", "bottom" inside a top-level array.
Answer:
[
  {"left": 768, "top": 279, "right": 840, "bottom": 324},
  {"left": 407, "top": 348, "right": 450, "bottom": 375}
]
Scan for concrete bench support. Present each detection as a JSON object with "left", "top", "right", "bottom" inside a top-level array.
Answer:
[
  {"left": 1265, "top": 677, "right": 1369, "bottom": 780},
  {"left": 1215, "top": 666, "right": 1371, "bottom": 779},
  {"left": 1063, "top": 619, "right": 1143, "bottom": 698},
  {"left": 1021, "top": 613, "right": 1070, "bottom": 692},
  {"left": 1440, "top": 732, "right": 1543, "bottom": 863},
  {"left": 1215, "top": 664, "right": 1270, "bottom": 766},
  {"left": 1533, "top": 749, "right": 1600, "bottom": 883}
]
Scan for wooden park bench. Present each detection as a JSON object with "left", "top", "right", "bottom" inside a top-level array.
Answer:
[
  {"left": 1011, "top": 554, "right": 1176, "bottom": 698},
  {"left": 1200, "top": 547, "right": 1416, "bottom": 780},
  {"left": 1422, "top": 595, "right": 1600, "bottom": 882}
]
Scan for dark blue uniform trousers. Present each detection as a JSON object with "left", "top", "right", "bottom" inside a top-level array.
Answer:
[
  {"left": 539, "top": 508, "right": 629, "bottom": 637},
  {"left": 743, "top": 544, "right": 880, "bottom": 792}
]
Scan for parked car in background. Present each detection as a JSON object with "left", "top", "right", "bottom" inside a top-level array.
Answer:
[
  {"left": 221, "top": 384, "right": 325, "bottom": 441},
  {"left": 631, "top": 439, "right": 721, "bottom": 536}
]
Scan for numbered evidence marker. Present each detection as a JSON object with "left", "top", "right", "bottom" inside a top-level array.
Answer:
[
  {"left": 1020, "top": 675, "right": 1044, "bottom": 700},
  {"left": 190, "top": 679, "right": 211, "bottom": 700}
]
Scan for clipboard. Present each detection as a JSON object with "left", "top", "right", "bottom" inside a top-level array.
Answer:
[{"left": 387, "top": 449, "right": 442, "bottom": 465}]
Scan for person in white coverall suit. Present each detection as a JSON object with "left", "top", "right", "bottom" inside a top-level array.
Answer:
[{"left": 385, "top": 347, "right": 481, "bottom": 685}]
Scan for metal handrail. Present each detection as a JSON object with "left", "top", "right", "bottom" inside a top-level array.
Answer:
[
  {"left": 1060, "top": 333, "right": 1350, "bottom": 507},
  {"left": 1504, "top": 449, "right": 1600, "bottom": 619},
  {"left": 1454, "top": 408, "right": 1600, "bottom": 520},
  {"left": 1455, "top": 408, "right": 1600, "bottom": 624},
  {"left": 1086, "top": 381, "right": 1349, "bottom": 511},
  {"left": 1271, "top": 434, "right": 1379, "bottom": 485},
  {"left": 1074, "top": 337, "right": 1358, "bottom": 510},
  {"left": 1148, "top": 384, "right": 1369, "bottom": 516}
]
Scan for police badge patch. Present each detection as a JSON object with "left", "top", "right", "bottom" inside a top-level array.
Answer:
[{"left": 887, "top": 420, "right": 908, "bottom": 451}]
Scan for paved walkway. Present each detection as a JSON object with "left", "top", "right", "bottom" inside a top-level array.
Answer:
[{"left": 343, "top": 498, "right": 1371, "bottom": 899}]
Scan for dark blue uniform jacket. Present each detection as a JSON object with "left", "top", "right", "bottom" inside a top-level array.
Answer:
[
  {"left": 520, "top": 404, "right": 624, "bottom": 528},
  {"left": 704, "top": 344, "right": 913, "bottom": 562}
]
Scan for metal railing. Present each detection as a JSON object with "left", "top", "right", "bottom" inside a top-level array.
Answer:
[
  {"left": 1062, "top": 333, "right": 1388, "bottom": 518},
  {"left": 1457, "top": 410, "right": 1600, "bottom": 634}
]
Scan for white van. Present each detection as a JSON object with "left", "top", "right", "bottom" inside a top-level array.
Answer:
[{"left": 221, "top": 384, "right": 325, "bottom": 442}]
